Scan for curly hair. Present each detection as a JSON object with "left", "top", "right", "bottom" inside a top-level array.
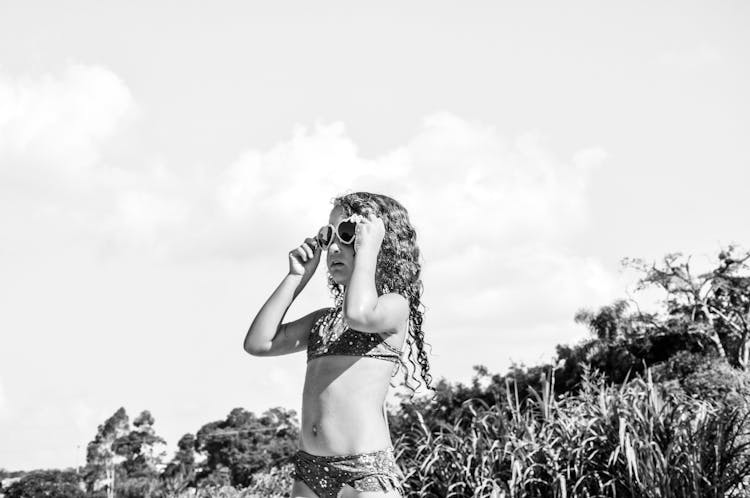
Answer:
[{"left": 325, "top": 191, "right": 434, "bottom": 398}]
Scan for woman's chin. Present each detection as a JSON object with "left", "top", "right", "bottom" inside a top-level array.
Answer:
[{"left": 330, "top": 273, "right": 349, "bottom": 286}]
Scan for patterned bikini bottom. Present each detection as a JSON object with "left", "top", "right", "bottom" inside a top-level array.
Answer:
[{"left": 292, "top": 446, "right": 405, "bottom": 497}]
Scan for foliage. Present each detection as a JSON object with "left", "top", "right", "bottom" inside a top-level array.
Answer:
[
  {"left": 236, "top": 463, "right": 293, "bottom": 497},
  {"left": 113, "top": 410, "right": 167, "bottom": 478},
  {"left": 83, "top": 406, "right": 130, "bottom": 496},
  {"left": 651, "top": 350, "right": 750, "bottom": 407},
  {"left": 623, "top": 244, "right": 750, "bottom": 368},
  {"left": 390, "top": 372, "right": 495, "bottom": 439},
  {"left": 393, "top": 368, "right": 750, "bottom": 497},
  {"left": 160, "top": 433, "right": 198, "bottom": 496},
  {"left": 2, "top": 469, "right": 85, "bottom": 498},
  {"left": 0, "top": 469, "right": 25, "bottom": 480},
  {"left": 81, "top": 407, "right": 168, "bottom": 498},
  {"left": 551, "top": 328, "right": 717, "bottom": 393},
  {"left": 194, "top": 407, "right": 299, "bottom": 488},
  {"left": 165, "top": 465, "right": 292, "bottom": 498}
]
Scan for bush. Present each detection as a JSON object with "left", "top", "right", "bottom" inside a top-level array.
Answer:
[
  {"left": 172, "top": 464, "right": 293, "bottom": 498},
  {"left": 3, "top": 469, "right": 85, "bottom": 498},
  {"left": 651, "top": 351, "right": 750, "bottom": 407},
  {"left": 393, "top": 368, "right": 750, "bottom": 497}
]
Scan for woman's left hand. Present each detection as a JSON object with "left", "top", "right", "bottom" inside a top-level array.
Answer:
[{"left": 352, "top": 212, "right": 385, "bottom": 256}]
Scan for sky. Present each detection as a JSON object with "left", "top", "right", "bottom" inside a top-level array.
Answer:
[{"left": 1, "top": 1, "right": 748, "bottom": 471}]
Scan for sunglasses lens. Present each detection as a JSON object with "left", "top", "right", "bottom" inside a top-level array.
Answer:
[
  {"left": 317, "top": 226, "right": 332, "bottom": 248},
  {"left": 338, "top": 221, "right": 356, "bottom": 243}
]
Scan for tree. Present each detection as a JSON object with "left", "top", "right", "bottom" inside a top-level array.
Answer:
[
  {"left": 623, "top": 244, "right": 750, "bottom": 368},
  {"left": 567, "top": 295, "right": 720, "bottom": 390},
  {"left": 160, "top": 433, "right": 197, "bottom": 495},
  {"left": 194, "top": 407, "right": 299, "bottom": 488},
  {"left": 574, "top": 299, "right": 634, "bottom": 342},
  {"left": 83, "top": 407, "right": 129, "bottom": 497},
  {"left": 111, "top": 410, "right": 166, "bottom": 498},
  {"left": 3, "top": 469, "right": 85, "bottom": 498},
  {"left": 112, "top": 410, "right": 166, "bottom": 476}
]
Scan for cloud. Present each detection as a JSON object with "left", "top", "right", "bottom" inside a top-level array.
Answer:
[
  {"left": 207, "top": 112, "right": 608, "bottom": 263},
  {"left": 431, "top": 245, "right": 618, "bottom": 330},
  {"left": 0, "top": 63, "right": 140, "bottom": 254},
  {"left": 0, "top": 63, "right": 137, "bottom": 172},
  {"left": 0, "top": 72, "right": 609, "bottom": 270}
]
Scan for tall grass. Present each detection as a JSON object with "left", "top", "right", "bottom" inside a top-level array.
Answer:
[{"left": 394, "top": 368, "right": 750, "bottom": 497}]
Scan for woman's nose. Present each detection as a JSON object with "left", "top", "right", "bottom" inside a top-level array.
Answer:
[{"left": 328, "top": 237, "right": 341, "bottom": 253}]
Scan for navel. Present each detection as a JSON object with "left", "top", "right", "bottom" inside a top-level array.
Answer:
[{"left": 312, "top": 424, "right": 318, "bottom": 436}]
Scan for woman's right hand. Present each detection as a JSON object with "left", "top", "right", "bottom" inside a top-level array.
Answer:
[{"left": 288, "top": 236, "right": 322, "bottom": 279}]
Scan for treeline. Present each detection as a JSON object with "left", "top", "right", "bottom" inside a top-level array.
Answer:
[
  {"left": 0, "top": 406, "right": 300, "bottom": 498},
  {"left": 2, "top": 245, "right": 749, "bottom": 497}
]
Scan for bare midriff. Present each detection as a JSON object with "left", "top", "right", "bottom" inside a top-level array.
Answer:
[{"left": 300, "top": 354, "right": 397, "bottom": 455}]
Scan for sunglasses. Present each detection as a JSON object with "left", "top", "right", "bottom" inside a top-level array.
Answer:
[{"left": 316, "top": 217, "right": 357, "bottom": 250}]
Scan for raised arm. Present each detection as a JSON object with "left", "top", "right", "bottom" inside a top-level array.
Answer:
[
  {"left": 343, "top": 213, "right": 409, "bottom": 335},
  {"left": 243, "top": 236, "right": 322, "bottom": 356}
]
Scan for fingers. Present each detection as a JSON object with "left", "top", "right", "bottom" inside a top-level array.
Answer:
[
  {"left": 290, "top": 246, "right": 307, "bottom": 262},
  {"left": 351, "top": 212, "right": 382, "bottom": 230},
  {"left": 291, "top": 240, "right": 317, "bottom": 262},
  {"left": 304, "top": 236, "right": 320, "bottom": 253},
  {"left": 351, "top": 212, "right": 378, "bottom": 223}
]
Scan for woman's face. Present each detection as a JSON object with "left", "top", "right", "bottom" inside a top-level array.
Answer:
[{"left": 326, "top": 205, "right": 356, "bottom": 286}]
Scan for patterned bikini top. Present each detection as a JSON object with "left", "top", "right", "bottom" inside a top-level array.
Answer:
[{"left": 307, "top": 306, "right": 403, "bottom": 363}]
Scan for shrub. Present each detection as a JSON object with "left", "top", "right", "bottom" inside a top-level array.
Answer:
[
  {"left": 172, "top": 464, "right": 293, "bottom": 498},
  {"left": 651, "top": 351, "right": 750, "bottom": 407},
  {"left": 394, "top": 368, "right": 750, "bottom": 497},
  {"left": 3, "top": 469, "right": 85, "bottom": 498}
]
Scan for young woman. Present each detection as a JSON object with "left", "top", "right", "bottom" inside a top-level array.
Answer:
[{"left": 244, "top": 192, "right": 433, "bottom": 498}]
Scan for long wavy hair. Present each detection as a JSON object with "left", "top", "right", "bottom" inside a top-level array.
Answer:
[{"left": 326, "top": 191, "right": 434, "bottom": 397}]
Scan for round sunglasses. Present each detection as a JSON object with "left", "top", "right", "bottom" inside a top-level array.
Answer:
[{"left": 316, "top": 217, "right": 357, "bottom": 250}]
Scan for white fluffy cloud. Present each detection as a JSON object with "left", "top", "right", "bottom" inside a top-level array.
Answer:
[
  {"left": 208, "top": 112, "right": 609, "bottom": 266},
  {"left": 0, "top": 68, "right": 609, "bottom": 278},
  {"left": 0, "top": 63, "right": 136, "bottom": 172}
]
